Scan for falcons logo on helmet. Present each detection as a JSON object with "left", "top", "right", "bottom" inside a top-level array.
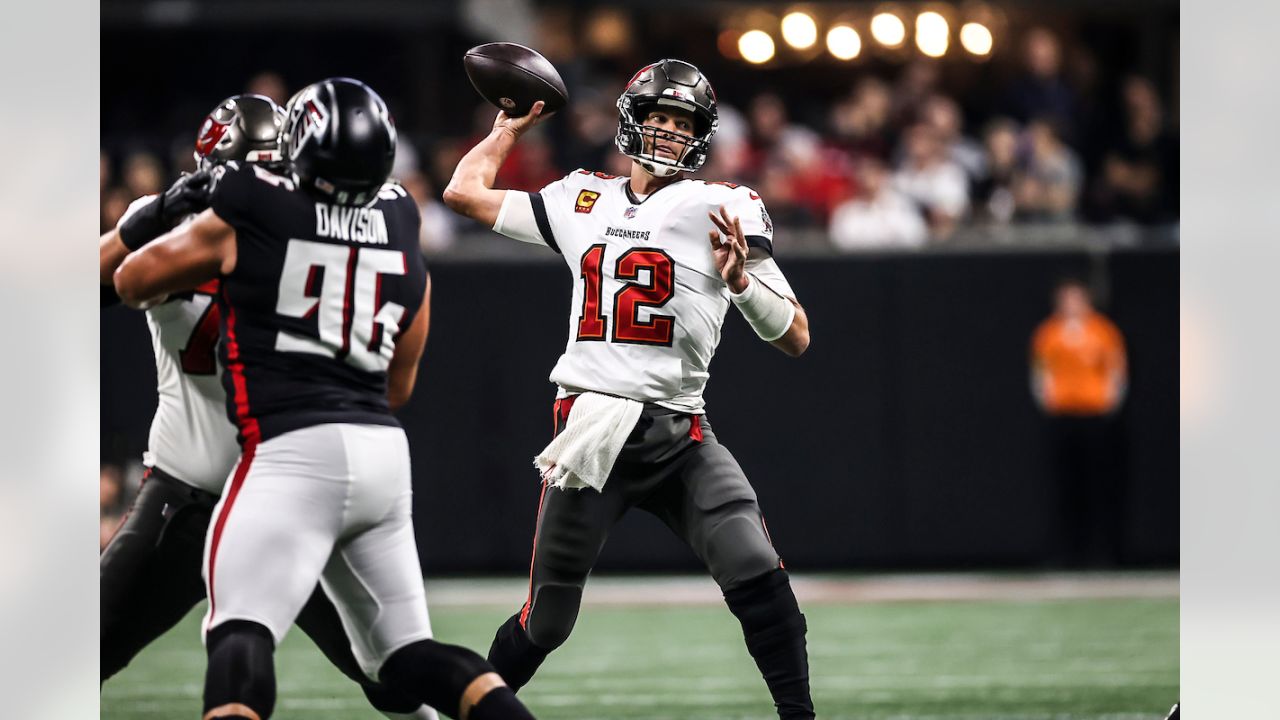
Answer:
[{"left": 288, "top": 97, "right": 330, "bottom": 160}]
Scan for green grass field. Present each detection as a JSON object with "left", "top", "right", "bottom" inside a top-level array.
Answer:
[{"left": 101, "top": 577, "right": 1177, "bottom": 720}]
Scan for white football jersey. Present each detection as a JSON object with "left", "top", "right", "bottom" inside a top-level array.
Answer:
[
  {"left": 119, "top": 197, "right": 240, "bottom": 493},
  {"left": 494, "top": 170, "right": 797, "bottom": 413}
]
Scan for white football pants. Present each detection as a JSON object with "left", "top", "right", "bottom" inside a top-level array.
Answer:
[{"left": 202, "top": 423, "right": 433, "bottom": 679}]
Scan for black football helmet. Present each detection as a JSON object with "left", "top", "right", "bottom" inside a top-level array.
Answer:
[
  {"left": 615, "top": 59, "right": 719, "bottom": 177},
  {"left": 283, "top": 77, "right": 396, "bottom": 206},
  {"left": 193, "top": 94, "right": 286, "bottom": 172}
]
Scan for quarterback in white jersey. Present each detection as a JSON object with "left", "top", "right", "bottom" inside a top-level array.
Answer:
[
  {"left": 99, "top": 94, "right": 435, "bottom": 720},
  {"left": 445, "top": 59, "right": 816, "bottom": 718}
]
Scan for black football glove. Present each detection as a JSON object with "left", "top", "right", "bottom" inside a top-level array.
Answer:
[{"left": 117, "top": 169, "right": 214, "bottom": 251}]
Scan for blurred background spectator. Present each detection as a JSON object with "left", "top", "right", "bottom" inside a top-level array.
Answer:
[
  {"left": 1003, "top": 27, "right": 1079, "bottom": 144},
  {"left": 1088, "top": 76, "right": 1179, "bottom": 224},
  {"left": 1031, "top": 278, "right": 1128, "bottom": 567},
  {"left": 971, "top": 117, "right": 1021, "bottom": 226},
  {"left": 1014, "top": 117, "right": 1083, "bottom": 222},
  {"left": 893, "top": 123, "right": 970, "bottom": 240},
  {"left": 829, "top": 156, "right": 927, "bottom": 250}
]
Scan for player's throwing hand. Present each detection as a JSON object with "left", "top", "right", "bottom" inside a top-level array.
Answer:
[
  {"left": 709, "top": 205, "right": 750, "bottom": 293},
  {"left": 493, "top": 99, "right": 549, "bottom": 140}
]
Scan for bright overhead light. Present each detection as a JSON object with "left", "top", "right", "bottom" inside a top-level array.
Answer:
[
  {"left": 739, "top": 30, "right": 777, "bottom": 64},
  {"left": 781, "top": 12, "right": 818, "bottom": 49},
  {"left": 870, "top": 12, "right": 906, "bottom": 47},
  {"left": 959, "top": 22, "right": 993, "bottom": 56},
  {"left": 826, "top": 25, "right": 862, "bottom": 60},
  {"left": 915, "top": 11, "right": 949, "bottom": 57}
]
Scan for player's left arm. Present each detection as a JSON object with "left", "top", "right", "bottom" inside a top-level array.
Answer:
[
  {"left": 113, "top": 209, "right": 236, "bottom": 309},
  {"left": 709, "top": 205, "right": 810, "bottom": 357}
]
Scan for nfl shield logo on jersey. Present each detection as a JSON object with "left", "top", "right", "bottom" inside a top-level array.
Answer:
[{"left": 624, "top": 206, "right": 637, "bottom": 219}]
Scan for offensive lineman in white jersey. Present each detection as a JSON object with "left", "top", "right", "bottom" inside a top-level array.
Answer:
[
  {"left": 444, "top": 59, "right": 816, "bottom": 718},
  {"left": 99, "top": 94, "right": 435, "bottom": 719}
]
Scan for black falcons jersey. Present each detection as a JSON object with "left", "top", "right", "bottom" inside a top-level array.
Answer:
[{"left": 208, "top": 162, "right": 427, "bottom": 446}]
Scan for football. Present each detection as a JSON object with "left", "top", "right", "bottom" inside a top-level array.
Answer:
[{"left": 463, "top": 42, "right": 568, "bottom": 117}]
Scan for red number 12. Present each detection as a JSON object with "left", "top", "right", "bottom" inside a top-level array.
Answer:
[{"left": 575, "top": 244, "right": 675, "bottom": 347}]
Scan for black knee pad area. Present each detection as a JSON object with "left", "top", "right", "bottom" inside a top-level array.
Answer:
[
  {"left": 526, "top": 583, "right": 582, "bottom": 650},
  {"left": 204, "top": 621, "right": 276, "bottom": 718},
  {"left": 380, "top": 639, "right": 494, "bottom": 715},
  {"left": 723, "top": 568, "right": 802, "bottom": 633}
]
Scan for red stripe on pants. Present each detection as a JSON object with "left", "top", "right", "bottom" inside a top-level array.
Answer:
[{"left": 205, "top": 440, "right": 257, "bottom": 631}]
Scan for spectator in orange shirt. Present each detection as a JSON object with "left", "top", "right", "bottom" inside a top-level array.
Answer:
[{"left": 1031, "top": 278, "right": 1127, "bottom": 566}]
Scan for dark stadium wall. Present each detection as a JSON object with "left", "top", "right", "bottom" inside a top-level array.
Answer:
[{"left": 100, "top": 248, "right": 1179, "bottom": 572}]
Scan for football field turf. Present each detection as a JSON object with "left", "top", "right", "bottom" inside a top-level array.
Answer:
[{"left": 101, "top": 574, "right": 1177, "bottom": 719}]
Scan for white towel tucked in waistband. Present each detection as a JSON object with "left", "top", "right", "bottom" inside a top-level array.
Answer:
[{"left": 534, "top": 392, "right": 644, "bottom": 492}]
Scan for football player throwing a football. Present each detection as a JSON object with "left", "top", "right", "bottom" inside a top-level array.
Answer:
[{"left": 444, "top": 59, "right": 815, "bottom": 718}]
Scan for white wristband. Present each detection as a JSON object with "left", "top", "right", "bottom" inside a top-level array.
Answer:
[{"left": 729, "top": 273, "right": 796, "bottom": 342}]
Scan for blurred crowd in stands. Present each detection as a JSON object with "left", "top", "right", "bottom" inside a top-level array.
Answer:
[{"left": 101, "top": 25, "right": 1177, "bottom": 252}]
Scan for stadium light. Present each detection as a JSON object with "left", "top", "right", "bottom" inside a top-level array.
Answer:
[
  {"left": 870, "top": 12, "right": 906, "bottom": 48},
  {"left": 739, "top": 30, "right": 777, "bottom": 64},
  {"left": 826, "top": 25, "right": 862, "bottom": 60},
  {"left": 781, "top": 11, "right": 818, "bottom": 50},
  {"left": 915, "top": 11, "right": 949, "bottom": 57},
  {"left": 959, "top": 22, "right": 993, "bottom": 56}
]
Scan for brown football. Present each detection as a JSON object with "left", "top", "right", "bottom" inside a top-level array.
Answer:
[{"left": 463, "top": 42, "right": 568, "bottom": 118}]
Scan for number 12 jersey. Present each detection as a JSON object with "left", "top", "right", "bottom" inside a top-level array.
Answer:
[{"left": 494, "top": 169, "right": 797, "bottom": 413}]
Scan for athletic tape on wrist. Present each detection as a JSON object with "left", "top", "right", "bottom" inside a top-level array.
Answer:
[{"left": 730, "top": 274, "right": 796, "bottom": 342}]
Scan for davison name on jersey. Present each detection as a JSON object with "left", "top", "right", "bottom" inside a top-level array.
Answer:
[
  {"left": 207, "top": 162, "right": 428, "bottom": 445},
  {"left": 494, "top": 169, "right": 796, "bottom": 413}
]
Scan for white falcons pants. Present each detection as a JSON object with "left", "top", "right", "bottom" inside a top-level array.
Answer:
[{"left": 201, "top": 423, "right": 433, "bottom": 679}]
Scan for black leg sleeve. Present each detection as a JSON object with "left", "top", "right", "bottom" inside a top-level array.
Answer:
[
  {"left": 203, "top": 620, "right": 277, "bottom": 719},
  {"left": 723, "top": 568, "right": 815, "bottom": 720},
  {"left": 486, "top": 612, "right": 551, "bottom": 692},
  {"left": 293, "top": 586, "right": 422, "bottom": 714},
  {"left": 379, "top": 639, "right": 534, "bottom": 720},
  {"left": 101, "top": 476, "right": 211, "bottom": 682}
]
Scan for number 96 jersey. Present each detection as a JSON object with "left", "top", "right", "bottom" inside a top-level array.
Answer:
[
  {"left": 208, "top": 163, "right": 427, "bottom": 445},
  {"left": 494, "top": 169, "right": 793, "bottom": 414}
]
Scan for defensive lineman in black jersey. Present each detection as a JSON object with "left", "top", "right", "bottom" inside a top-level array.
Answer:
[
  {"left": 99, "top": 94, "right": 430, "bottom": 718},
  {"left": 114, "top": 78, "right": 534, "bottom": 720},
  {"left": 445, "top": 60, "right": 815, "bottom": 717}
]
